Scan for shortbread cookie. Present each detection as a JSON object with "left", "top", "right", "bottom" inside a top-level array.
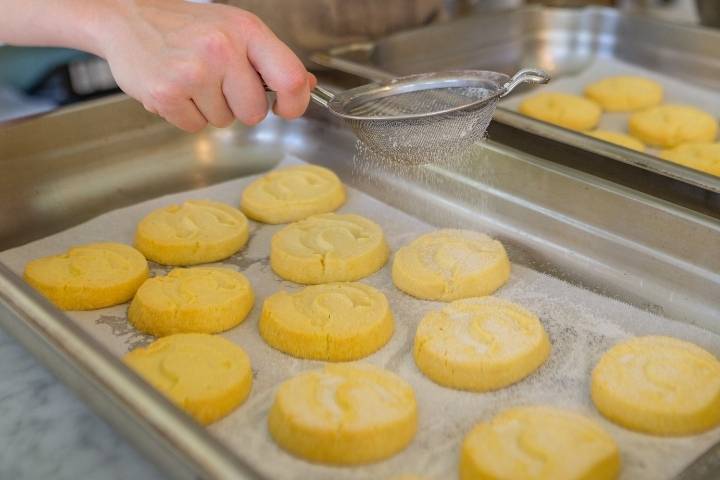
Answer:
[
  {"left": 629, "top": 104, "right": 718, "bottom": 148},
  {"left": 135, "top": 200, "right": 249, "bottom": 265},
  {"left": 24, "top": 242, "right": 148, "bottom": 310},
  {"left": 460, "top": 406, "right": 620, "bottom": 480},
  {"left": 661, "top": 142, "right": 720, "bottom": 176},
  {"left": 519, "top": 92, "right": 602, "bottom": 131},
  {"left": 124, "top": 333, "right": 252, "bottom": 425},
  {"left": 240, "top": 165, "right": 346, "bottom": 224},
  {"left": 592, "top": 335, "right": 720, "bottom": 435},
  {"left": 129, "top": 267, "right": 254, "bottom": 336},
  {"left": 268, "top": 363, "right": 417, "bottom": 465},
  {"left": 270, "top": 213, "right": 389, "bottom": 284},
  {"left": 414, "top": 297, "right": 550, "bottom": 391},
  {"left": 587, "top": 130, "right": 645, "bottom": 152},
  {"left": 260, "top": 282, "right": 393, "bottom": 361},
  {"left": 392, "top": 229, "right": 510, "bottom": 301},
  {"left": 584, "top": 76, "right": 663, "bottom": 112}
]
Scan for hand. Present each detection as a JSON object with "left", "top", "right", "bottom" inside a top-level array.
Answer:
[{"left": 98, "top": 0, "right": 316, "bottom": 132}]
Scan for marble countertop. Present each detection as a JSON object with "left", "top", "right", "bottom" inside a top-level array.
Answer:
[{"left": 0, "top": 325, "right": 163, "bottom": 480}]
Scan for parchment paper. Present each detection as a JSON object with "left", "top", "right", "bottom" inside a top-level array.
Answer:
[
  {"left": 2, "top": 156, "right": 719, "bottom": 480},
  {"left": 501, "top": 57, "right": 720, "bottom": 158}
]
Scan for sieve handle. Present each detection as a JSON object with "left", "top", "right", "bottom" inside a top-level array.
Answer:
[
  {"left": 500, "top": 68, "right": 550, "bottom": 97},
  {"left": 262, "top": 83, "right": 335, "bottom": 109},
  {"left": 309, "top": 86, "right": 336, "bottom": 108}
]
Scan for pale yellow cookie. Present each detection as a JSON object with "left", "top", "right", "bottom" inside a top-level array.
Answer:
[
  {"left": 519, "top": 92, "right": 602, "bottom": 131},
  {"left": 135, "top": 200, "right": 249, "bottom": 266},
  {"left": 270, "top": 213, "right": 389, "bottom": 284},
  {"left": 629, "top": 104, "right": 718, "bottom": 148},
  {"left": 24, "top": 242, "right": 148, "bottom": 311},
  {"left": 240, "top": 165, "right": 346, "bottom": 224},
  {"left": 584, "top": 76, "right": 663, "bottom": 112},
  {"left": 460, "top": 406, "right": 620, "bottom": 480},
  {"left": 587, "top": 130, "right": 646, "bottom": 152},
  {"left": 661, "top": 142, "right": 720, "bottom": 177},
  {"left": 129, "top": 267, "right": 254, "bottom": 336},
  {"left": 268, "top": 363, "right": 417, "bottom": 465},
  {"left": 260, "top": 282, "right": 393, "bottom": 361},
  {"left": 392, "top": 229, "right": 510, "bottom": 302},
  {"left": 592, "top": 335, "right": 720, "bottom": 436},
  {"left": 124, "top": 333, "right": 252, "bottom": 425},
  {"left": 414, "top": 297, "right": 550, "bottom": 391}
]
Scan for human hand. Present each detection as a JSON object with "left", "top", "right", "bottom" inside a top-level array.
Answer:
[{"left": 98, "top": 0, "right": 316, "bottom": 131}]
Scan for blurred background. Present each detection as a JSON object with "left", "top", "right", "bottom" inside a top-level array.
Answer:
[{"left": 0, "top": 0, "right": 711, "bottom": 123}]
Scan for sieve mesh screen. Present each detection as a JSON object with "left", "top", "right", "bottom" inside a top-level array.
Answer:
[{"left": 318, "top": 68, "right": 550, "bottom": 165}]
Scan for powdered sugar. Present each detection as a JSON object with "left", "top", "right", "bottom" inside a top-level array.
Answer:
[{"left": 1, "top": 156, "right": 719, "bottom": 479}]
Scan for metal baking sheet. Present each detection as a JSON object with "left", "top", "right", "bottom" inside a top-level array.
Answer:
[
  {"left": 500, "top": 57, "right": 720, "bottom": 158},
  {"left": 0, "top": 96, "right": 719, "bottom": 479},
  {"left": 313, "top": 5, "right": 720, "bottom": 193}
]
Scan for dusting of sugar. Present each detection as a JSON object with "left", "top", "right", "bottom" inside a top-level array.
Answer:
[
  {"left": 317, "top": 374, "right": 345, "bottom": 421},
  {"left": 352, "top": 139, "right": 475, "bottom": 189},
  {"left": 1, "top": 156, "right": 718, "bottom": 480}
]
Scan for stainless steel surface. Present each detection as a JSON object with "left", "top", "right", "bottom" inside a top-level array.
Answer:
[
  {"left": 313, "top": 5, "right": 720, "bottom": 192},
  {"left": 0, "top": 262, "right": 263, "bottom": 480},
  {"left": 313, "top": 68, "right": 549, "bottom": 165},
  {"left": 1, "top": 95, "right": 719, "bottom": 478}
]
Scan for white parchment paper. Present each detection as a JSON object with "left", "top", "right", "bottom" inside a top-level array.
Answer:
[
  {"left": 501, "top": 57, "right": 720, "bottom": 157},
  {"left": 2, "top": 156, "right": 719, "bottom": 480}
]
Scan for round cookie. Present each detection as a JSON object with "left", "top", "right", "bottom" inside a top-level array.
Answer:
[
  {"left": 240, "top": 165, "right": 346, "bottom": 224},
  {"left": 592, "top": 335, "right": 720, "bottom": 436},
  {"left": 584, "top": 76, "right": 663, "bottom": 112},
  {"left": 587, "top": 130, "right": 646, "bottom": 152},
  {"left": 268, "top": 363, "right": 417, "bottom": 465},
  {"left": 629, "top": 104, "right": 718, "bottom": 148},
  {"left": 135, "top": 200, "right": 249, "bottom": 266},
  {"left": 260, "top": 282, "right": 393, "bottom": 361},
  {"left": 661, "top": 142, "right": 720, "bottom": 177},
  {"left": 129, "top": 267, "right": 254, "bottom": 336},
  {"left": 519, "top": 92, "right": 602, "bottom": 131},
  {"left": 414, "top": 297, "right": 550, "bottom": 391},
  {"left": 270, "top": 213, "right": 389, "bottom": 284},
  {"left": 24, "top": 242, "right": 148, "bottom": 310},
  {"left": 124, "top": 333, "right": 252, "bottom": 425},
  {"left": 392, "top": 229, "right": 510, "bottom": 302},
  {"left": 460, "top": 406, "right": 620, "bottom": 480}
]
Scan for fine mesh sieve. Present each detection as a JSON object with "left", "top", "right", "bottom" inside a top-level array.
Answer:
[{"left": 310, "top": 69, "right": 549, "bottom": 165}]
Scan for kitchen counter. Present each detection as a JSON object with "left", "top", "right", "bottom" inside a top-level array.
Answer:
[{"left": 0, "top": 326, "right": 162, "bottom": 479}]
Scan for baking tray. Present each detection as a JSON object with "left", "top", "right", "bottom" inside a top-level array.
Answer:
[
  {"left": 1, "top": 95, "right": 719, "bottom": 479},
  {"left": 311, "top": 5, "right": 720, "bottom": 194}
]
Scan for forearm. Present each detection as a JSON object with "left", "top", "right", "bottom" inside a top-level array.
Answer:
[{"left": 0, "top": 0, "right": 125, "bottom": 56}]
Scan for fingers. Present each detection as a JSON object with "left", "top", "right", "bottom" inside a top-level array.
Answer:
[
  {"left": 140, "top": 10, "right": 311, "bottom": 130},
  {"left": 243, "top": 22, "right": 312, "bottom": 119},
  {"left": 143, "top": 63, "right": 211, "bottom": 132},
  {"left": 157, "top": 98, "right": 208, "bottom": 133},
  {"left": 308, "top": 72, "right": 318, "bottom": 90},
  {"left": 222, "top": 60, "right": 269, "bottom": 126},
  {"left": 192, "top": 84, "right": 235, "bottom": 128}
]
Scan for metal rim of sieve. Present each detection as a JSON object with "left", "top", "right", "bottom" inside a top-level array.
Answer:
[{"left": 310, "top": 68, "right": 550, "bottom": 121}]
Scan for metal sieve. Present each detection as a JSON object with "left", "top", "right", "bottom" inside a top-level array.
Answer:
[{"left": 309, "top": 69, "right": 549, "bottom": 165}]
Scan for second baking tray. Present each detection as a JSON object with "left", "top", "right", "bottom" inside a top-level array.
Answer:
[
  {"left": 1, "top": 96, "right": 719, "bottom": 479},
  {"left": 313, "top": 5, "right": 720, "bottom": 193}
]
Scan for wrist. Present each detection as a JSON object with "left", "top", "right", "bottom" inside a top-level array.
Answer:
[{"left": 80, "top": 0, "right": 133, "bottom": 58}]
